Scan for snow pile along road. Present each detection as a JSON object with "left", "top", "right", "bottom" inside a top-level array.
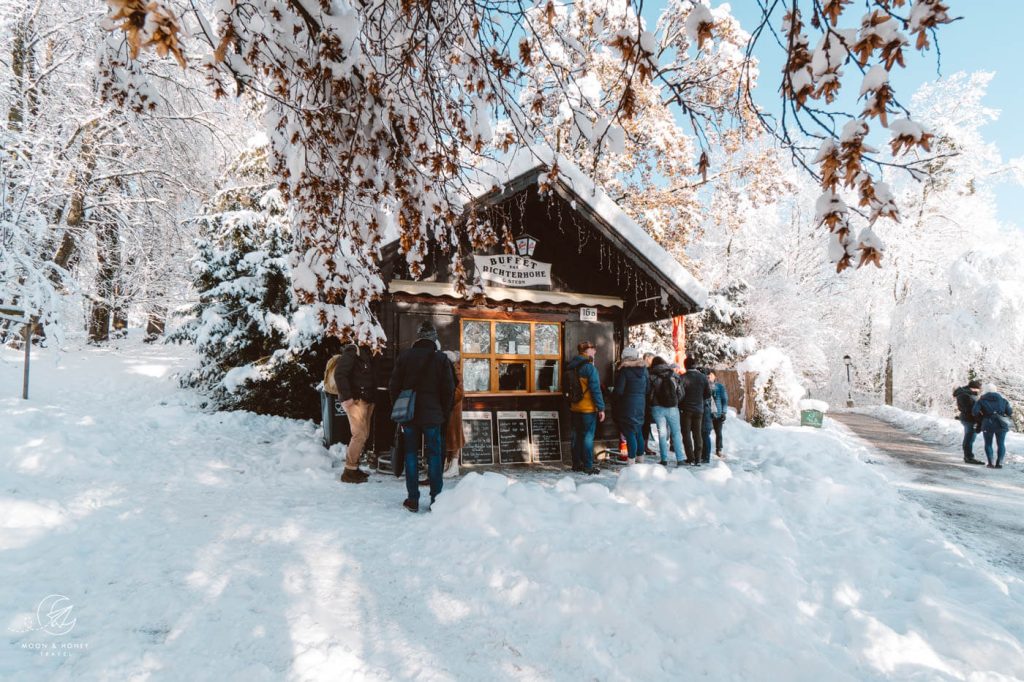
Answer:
[{"left": 1, "top": 340, "right": 1023, "bottom": 680}]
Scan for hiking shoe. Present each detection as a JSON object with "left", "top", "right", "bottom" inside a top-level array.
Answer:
[
  {"left": 584, "top": 467, "right": 601, "bottom": 475},
  {"left": 659, "top": 460, "right": 668, "bottom": 467},
  {"left": 676, "top": 460, "right": 686, "bottom": 466},
  {"left": 340, "top": 469, "right": 368, "bottom": 484},
  {"left": 402, "top": 499, "right": 419, "bottom": 513},
  {"left": 635, "top": 455, "right": 645, "bottom": 464},
  {"left": 995, "top": 464, "right": 1004, "bottom": 469},
  {"left": 986, "top": 464, "right": 995, "bottom": 469},
  {"left": 964, "top": 458, "right": 985, "bottom": 465},
  {"left": 570, "top": 465, "right": 584, "bottom": 472}
]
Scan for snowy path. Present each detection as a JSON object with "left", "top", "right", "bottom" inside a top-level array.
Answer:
[
  {"left": 4, "top": 340, "right": 1024, "bottom": 680},
  {"left": 833, "top": 412, "right": 1024, "bottom": 578}
]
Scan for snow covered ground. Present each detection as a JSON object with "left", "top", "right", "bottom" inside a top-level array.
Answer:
[
  {"left": 860, "top": 405, "right": 1024, "bottom": 465},
  {"left": 3, "top": 338, "right": 1024, "bottom": 681}
]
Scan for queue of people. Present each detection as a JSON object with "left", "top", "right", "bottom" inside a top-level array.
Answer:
[
  {"left": 567, "top": 342, "right": 729, "bottom": 471},
  {"left": 328, "top": 330, "right": 731, "bottom": 512},
  {"left": 954, "top": 379, "right": 1014, "bottom": 469}
]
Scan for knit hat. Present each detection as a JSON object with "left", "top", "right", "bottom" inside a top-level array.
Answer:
[
  {"left": 416, "top": 321, "right": 439, "bottom": 342},
  {"left": 968, "top": 379, "right": 982, "bottom": 389},
  {"left": 983, "top": 382, "right": 998, "bottom": 394},
  {"left": 621, "top": 346, "right": 640, "bottom": 362}
]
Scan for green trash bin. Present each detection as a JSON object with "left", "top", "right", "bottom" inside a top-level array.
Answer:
[{"left": 800, "top": 409, "right": 824, "bottom": 428}]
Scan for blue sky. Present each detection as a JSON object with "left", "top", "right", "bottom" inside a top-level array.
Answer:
[{"left": 640, "top": 1, "right": 1023, "bottom": 228}]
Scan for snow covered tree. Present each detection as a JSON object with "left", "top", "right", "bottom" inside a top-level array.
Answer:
[
  {"left": 169, "top": 144, "right": 299, "bottom": 409},
  {"left": 685, "top": 281, "right": 754, "bottom": 368},
  {"left": 102, "top": 0, "right": 955, "bottom": 346}
]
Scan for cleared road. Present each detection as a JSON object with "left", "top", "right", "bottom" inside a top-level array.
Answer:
[{"left": 833, "top": 411, "right": 1024, "bottom": 577}]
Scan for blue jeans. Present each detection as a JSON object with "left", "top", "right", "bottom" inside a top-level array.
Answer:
[
  {"left": 571, "top": 411, "right": 598, "bottom": 469},
  {"left": 983, "top": 429, "right": 1008, "bottom": 466},
  {"left": 960, "top": 419, "right": 978, "bottom": 459},
  {"left": 621, "top": 423, "right": 644, "bottom": 460},
  {"left": 403, "top": 424, "right": 443, "bottom": 502},
  {"left": 652, "top": 406, "right": 684, "bottom": 463}
]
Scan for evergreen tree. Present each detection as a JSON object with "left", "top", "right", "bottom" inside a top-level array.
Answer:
[
  {"left": 685, "top": 281, "right": 754, "bottom": 368},
  {"left": 170, "top": 143, "right": 309, "bottom": 414}
]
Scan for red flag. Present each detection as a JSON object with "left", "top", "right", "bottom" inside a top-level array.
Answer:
[{"left": 671, "top": 315, "right": 686, "bottom": 367}]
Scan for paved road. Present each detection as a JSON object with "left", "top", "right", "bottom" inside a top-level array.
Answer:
[{"left": 833, "top": 411, "right": 1024, "bottom": 577}]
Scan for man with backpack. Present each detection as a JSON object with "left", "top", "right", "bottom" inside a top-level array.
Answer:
[
  {"left": 388, "top": 322, "right": 455, "bottom": 512},
  {"left": 647, "top": 356, "right": 685, "bottom": 466},
  {"left": 953, "top": 379, "right": 986, "bottom": 465},
  {"left": 973, "top": 383, "right": 1014, "bottom": 469},
  {"left": 679, "top": 357, "right": 711, "bottom": 466},
  {"left": 329, "top": 343, "right": 377, "bottom": 483},
  {"left": 565, "top": 341, "right": 605, "bottom": 474}
]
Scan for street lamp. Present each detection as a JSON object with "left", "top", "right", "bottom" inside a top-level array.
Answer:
[{"left": 843, "top": 354, "right": 853, "bottom": 407}]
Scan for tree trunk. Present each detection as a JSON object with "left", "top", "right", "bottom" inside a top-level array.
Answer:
[
  {"left": 7, "top": 13, "right": 38, "bottom": 131},
  {"left": 145, "top": 310, "right": 166, "bottom": 340},
  {"left": 884, "top": 347, "right": 894, "bottom": 406},
  {"left": 88, "top": 220, "right": 119, "bottom": 343}
]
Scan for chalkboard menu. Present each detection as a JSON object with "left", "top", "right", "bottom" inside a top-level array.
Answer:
[
  {"left": 529, "top": 411, "right": 562, "bottom": 462},
  {"left": 497, "top": 411, "right": 530, "bottom": 464},
  {"left": 461, "top": 411, "right": 495, "bottom": 465}
]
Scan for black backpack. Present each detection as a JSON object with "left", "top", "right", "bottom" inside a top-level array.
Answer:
[
  {"left": 563, "top": 366, "right": 586, "bottom": 403},
  {"left": 653, "top": 373, "right": 679, "bottom": 407}
]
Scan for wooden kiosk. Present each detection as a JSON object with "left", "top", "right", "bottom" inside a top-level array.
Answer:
[{"left": 371, "top": 151, "right": 706, "bottom": 467}]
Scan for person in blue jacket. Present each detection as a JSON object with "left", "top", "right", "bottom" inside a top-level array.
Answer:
[
  {"left": 973, "top": 383, "right": 1014, "bottom": 469},
  {"left": 613, "top": 346, "right": 648, "bottom": 462},
  {"left": 708, "top": 370, "right": 729, "bottom": 458}
]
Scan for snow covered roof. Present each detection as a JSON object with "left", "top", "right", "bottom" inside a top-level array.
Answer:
[{"left": 466, "top": 146, "right": 707, "bottom": 311}]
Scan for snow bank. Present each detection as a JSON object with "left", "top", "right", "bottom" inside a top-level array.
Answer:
[
  {"left": 860, "top": 405, "right": 1024, "bottom": 465},
  {"left": 737, "top": 347, "right": 805, "bottom": 425},
  {"left": 3, "top": 341, "right": 1024, "bottom": 680}
]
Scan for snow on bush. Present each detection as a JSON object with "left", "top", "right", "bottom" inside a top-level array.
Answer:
[{"left": 737, "top": 347, "right": 805, "bottom": 426}]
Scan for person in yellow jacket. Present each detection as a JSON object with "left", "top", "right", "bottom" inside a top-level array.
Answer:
[{"left": 567, "top": 341, "right": 605, "bottom": 474}]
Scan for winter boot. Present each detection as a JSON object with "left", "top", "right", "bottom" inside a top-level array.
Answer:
[
  {"left": 964, "top": 458, "right": 985, "bottom": 465},
  {"left": 341, "top": 469, "right": 368, "bottom": 484},
  {"left": 403, "top": 498, "right": 419, "bottom": 513},
  {"left": 659, "top": 460, "right": 668, "bottom": 467},
  {"left": 636, "top": 455, "right": 645, "bottom": 464}
]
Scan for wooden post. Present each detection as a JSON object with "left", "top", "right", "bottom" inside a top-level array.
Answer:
[{"left": 22, "top": 321, "right": 31, "bottom": 400}]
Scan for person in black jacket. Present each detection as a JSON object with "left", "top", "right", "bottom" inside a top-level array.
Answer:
[
  {"left": 334, "top": 344, "right": 378, "bottom": 483},
  {"left": 388, "top": 322, "right": 455, "bottom": 512},
  {"left": 679, "top": 357, "right": 711, "bottom": 466},
  {"left": 953, "top": 379, "right": 985, "bottom": 465}
]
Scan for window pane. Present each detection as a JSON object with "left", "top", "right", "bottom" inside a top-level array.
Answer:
[
  {"left": 464, "top": 359, "right": 491, "bottom": 392},
  {"left": 497, "top": 362, "right": 528, "bottom": 391},
  {"left": 535, "top": 323, "right": 559, "bottom": 355},
  {"left": 495, "top": 322, "right": 530, "bottom": 355},
  {"left": 462, "top": 321, "right": 490, "bottom": 354},
  {"left": 534, "top": 360, "right": 559, "bottom": 392}
]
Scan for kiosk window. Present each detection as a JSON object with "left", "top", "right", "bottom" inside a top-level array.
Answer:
[{"left": 460, "top": 319, "right": 562, "bottom": 394}]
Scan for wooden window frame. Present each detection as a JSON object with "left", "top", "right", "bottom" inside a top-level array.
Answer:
[{"left": 460, "top": 318, "right": 562, "bottom": 395}]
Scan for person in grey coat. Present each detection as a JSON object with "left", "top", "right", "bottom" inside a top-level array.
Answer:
[{"left": 973, "top": 383, "right": 1014, "bottom": 469}]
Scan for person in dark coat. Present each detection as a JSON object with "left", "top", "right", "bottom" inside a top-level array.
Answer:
[
  {"left": 567, "top": 341, "right": 605, "bottom": 474},
  {"left": 678, "top": 357, "right": 711, "bottom": 466},
  {"left": 334, "top": 343, "right": 377, "bottom": 483},
  {"left": 972, "top": 384, "right": 1014, "bottom": 469},
  {"left": 648, "top": 357, "right": 685, "bottom": 466},
  {"left": 613, "top": 346, "right": 648, "bottom": 462},
  {"left": 701, "top": 382, "right": 714, "bottom": 465},
  {"left": 953, "top": 380, "right": 985, "bottom": 464},
  {"left": 708, "top": 370, "right": 728, "bottom": 458},
  {"left": 388, "top": 322, "right": 455, "bottom": 512},
  {"left": 642, "top": 352, "right": 657, "bottom": 457}
]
